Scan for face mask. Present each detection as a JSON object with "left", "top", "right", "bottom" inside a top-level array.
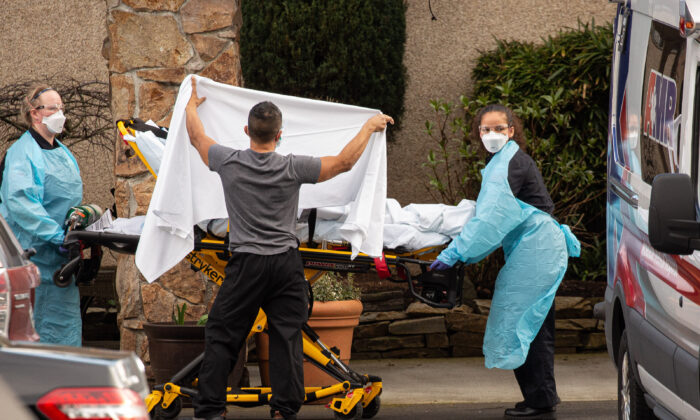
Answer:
[
  {"left": 42, "top": 110, "right": 66, "bottom": 134},
  {"left": 481, "top": 131, "right": 509, "bottom": 154}
]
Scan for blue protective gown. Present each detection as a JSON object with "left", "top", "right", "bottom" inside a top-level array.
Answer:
[
  {"left": 0, "top": 130, "right": 83, "bottom": 346},
  {"left": 437, "top": 141, "right": 580, "bottom": 369}
]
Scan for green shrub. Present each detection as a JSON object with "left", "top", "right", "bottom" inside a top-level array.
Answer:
[
  {"left": 424, "top": 21, "right": 612, "bottom": 289},
  {"left": 240, "top": 0, "right": 407, "bottom": 132},
  {"left": 312, "top": 272, "right": 361, "bottom": 302}
]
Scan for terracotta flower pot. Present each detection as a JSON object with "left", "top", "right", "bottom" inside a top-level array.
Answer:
[{"left": 255, "top": 299, "right": 363, "bottom": 392}]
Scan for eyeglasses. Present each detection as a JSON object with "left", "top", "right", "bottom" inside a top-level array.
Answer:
[
  {"left": 35, "top": 104, "right": 64, "bottom": 112},
  {"left": 479, "top": 125, "right": 511, "bottom": 134}
]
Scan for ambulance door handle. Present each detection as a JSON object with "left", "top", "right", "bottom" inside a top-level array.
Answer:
[{"left": 609, "top": 179, "right": 638, "bottom": 208}]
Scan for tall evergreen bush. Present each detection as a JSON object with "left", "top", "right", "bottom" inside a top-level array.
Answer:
[
  {"left": 240, "top": 0, "right": 407, "bottom": 131},
  {"left": 424, "top": 22, "right": 612, "bottom": 290}
]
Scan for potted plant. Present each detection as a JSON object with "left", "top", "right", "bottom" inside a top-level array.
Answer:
[
  {"left": 256, "top": 272, "right": 363, "bottom": 389},
  {"left": 143, "top": 304, "right": 246, "bottom": 395},
  {"left": 143, "top": 303, "right": 209, "bottom": 386}
]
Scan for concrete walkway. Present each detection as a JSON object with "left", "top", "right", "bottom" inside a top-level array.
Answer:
[
  {"left": 247, "top": 352, "right": 618, "bottom": 405},
  {"left": 178, "top": 353, "right": 618, "bottom": 418}
]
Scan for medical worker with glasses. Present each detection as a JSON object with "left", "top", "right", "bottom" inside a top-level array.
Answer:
[
  {"left": 0, "top": 85, "right": 83, "bottom": 346},
  {"left": 430, "top": 104, "right": 580, "bottom": 418}
]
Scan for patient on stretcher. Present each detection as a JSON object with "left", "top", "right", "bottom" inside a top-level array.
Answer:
[{"left": 97, "top": 198, "right": 475, "bottom": 253}]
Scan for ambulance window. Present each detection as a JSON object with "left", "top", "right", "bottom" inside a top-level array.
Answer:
[{"left": 640, "top": 21, "right": 686, "bottom": 184}]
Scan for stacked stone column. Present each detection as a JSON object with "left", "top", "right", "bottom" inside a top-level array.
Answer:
[{"left": 104, "top": 0, "right": 242, "bottom": 370}]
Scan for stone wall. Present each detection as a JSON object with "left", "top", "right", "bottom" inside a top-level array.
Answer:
[
  {"left": 352, "top": 294, "right": 606, "bottom": 359},
  {"left": 104, "top": 0, "right": 242, "bottom": 369}
]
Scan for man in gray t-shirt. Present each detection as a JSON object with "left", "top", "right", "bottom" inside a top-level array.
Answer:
[
  {"left": 208, "top": 146, "right": 320, "bottom": 255},
  {"left": 185, "top": 78, "right": 393, "bottom": 420}
]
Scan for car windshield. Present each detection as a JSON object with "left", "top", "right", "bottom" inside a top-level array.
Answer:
[{"left": 0, "top": 215, "right": 26, "bottom": 268}]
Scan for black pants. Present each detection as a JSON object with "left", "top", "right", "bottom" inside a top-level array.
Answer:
[
  {"left": 194, "top": 248, "right": 309, "bottom": 419},
  {"left": 513, "top": 303, "right": 558, "bottom": 408}
]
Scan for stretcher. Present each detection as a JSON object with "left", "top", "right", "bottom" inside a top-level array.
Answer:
[
  {"left": 53, "top": 119, "right": 466, "bottom": 420},
  {"left": 58, "top": 229, "right": 463, "bottom": 419}
]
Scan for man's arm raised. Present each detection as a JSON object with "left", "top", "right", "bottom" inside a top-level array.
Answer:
[
  {"left": 318, "top": 113, "right": 394, "bottom": 182},
  {"left": 185, "top": 78, "right": 217, "bottom": 166}
]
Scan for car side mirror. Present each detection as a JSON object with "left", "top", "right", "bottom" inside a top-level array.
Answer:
[{"left": 649, "top": 173, "right": 700, "bottom": 254}]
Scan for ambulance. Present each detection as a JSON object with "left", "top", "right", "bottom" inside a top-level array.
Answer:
[{"left": 605, "top": 1, "right": 700, "bottom": 418}]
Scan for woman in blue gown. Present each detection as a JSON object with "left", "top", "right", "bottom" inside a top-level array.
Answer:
[
  {"left": 431, "top": 104, "right": 580, "bottom": 418},
  {"left": 0, "top": 85, "right": 83, "bottom": 346}
]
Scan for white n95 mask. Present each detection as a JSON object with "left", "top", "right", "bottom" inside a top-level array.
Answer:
[
  {"left": 481, "top": 131, "right": 509, "bottom": 154},
  {"left": 42, "top": 110, "right": 66, "bottom": 134}
]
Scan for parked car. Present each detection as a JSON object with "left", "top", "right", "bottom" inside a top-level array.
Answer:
[
  {"left": 605, "top": 1, "right": 700, "bottom": 419},
  {"left": 0, "top": 335, "right": 150, "bottom": 419},
  {"left": 0, "top": 212, "right": 40, "bottom": 341},
  {"left": 0, "top": 215, "right": 150, "bottom": 419}
]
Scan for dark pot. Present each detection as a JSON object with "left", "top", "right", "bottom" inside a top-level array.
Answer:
[
  {"left": 143, "top": 322, "right": 205, "bottom": 385},
  {"left": 143, "top": 321, "right": 248, "bottom": 390}
]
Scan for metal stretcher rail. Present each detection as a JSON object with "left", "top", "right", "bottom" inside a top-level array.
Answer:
[{"left": 57, "top": 230, "right": 464, "bottom": 309}]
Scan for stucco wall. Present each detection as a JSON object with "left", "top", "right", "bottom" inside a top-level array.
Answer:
[
  {"left": 0, "top": 0, "right": 113, "bottom": 209},
  {"left": 389, "top": 0, "right": 618, "bottom": 205}
]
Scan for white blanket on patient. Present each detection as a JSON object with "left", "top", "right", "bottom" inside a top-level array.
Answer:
[
  {"left": 105, "top": 198, "right": 476, "bottom": 251},
  {"left": 135, "top": 75, "right": 386, "bottom": 282},
  {"left": 295, "top": 198, "right": 475, "bottom": 250}
]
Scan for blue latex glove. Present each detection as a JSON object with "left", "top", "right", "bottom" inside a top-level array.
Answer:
[
  {"left": 430, "top": 260, "right": 452, "bottom": 271},
  {"left": 58, "top": 246, "right": 69, "bottom": 255}
]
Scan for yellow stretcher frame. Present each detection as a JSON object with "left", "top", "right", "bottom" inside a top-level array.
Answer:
[
  {"left": 144, "top": 233, "right": 445, "bottom": 420},
  {"left": 114, "top": 119, "right": 455, "bottom": 420},
  {"left": 117, "top": 119, "right": 159, "bottom": 179}
]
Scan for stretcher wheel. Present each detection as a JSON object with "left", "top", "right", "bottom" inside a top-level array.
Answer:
[
  {"left": 152, "top": 397, "right": 182, "bottom": 419},
  {"left": 53, "top": 268, "right": 72, "bottom": 288},
  {"left": 334, "top": 403, "right": 363, "bottom": 420},
  {"left": 361, "top": 396, "right": 380, "bottom": 418}
]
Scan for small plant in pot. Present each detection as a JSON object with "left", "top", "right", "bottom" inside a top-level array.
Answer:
[
  {"left": 256, "top": 271, "right": 363, "bottom": 391},
  {"left": 143, "top": 303, "right": 209, "bottom": 388},
  {"left": 311, "top": 271, "right": 361, "bottom": 302},
  {"left": 306, "top": 272, "right": 363, "bottom": 386},
  {"left": 172, "top": 302, "right": 208, "bottom": 326}
]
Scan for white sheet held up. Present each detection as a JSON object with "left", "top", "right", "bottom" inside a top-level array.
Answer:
[{"left": 135, "top": 75, "right": 386, "bottom": 282}]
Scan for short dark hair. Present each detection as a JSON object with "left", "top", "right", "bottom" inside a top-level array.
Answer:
[{"left": 248, "top": 101, "right": 282, "bottom": 143}]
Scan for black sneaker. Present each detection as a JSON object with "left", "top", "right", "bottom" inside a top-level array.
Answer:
[
  {"left": 515, "top": 396, "right": 561, "bottom": 410},
  {"left": 504, "top": 405, "right": 556, "bottom": 419}
]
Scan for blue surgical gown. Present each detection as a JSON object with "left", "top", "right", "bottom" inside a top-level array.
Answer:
[
  {"left": 0, "top": 130, "right": 83, "bottom": 346},
  {"left": 437, "top": 140, "right": 580, "bottom": 369}
]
